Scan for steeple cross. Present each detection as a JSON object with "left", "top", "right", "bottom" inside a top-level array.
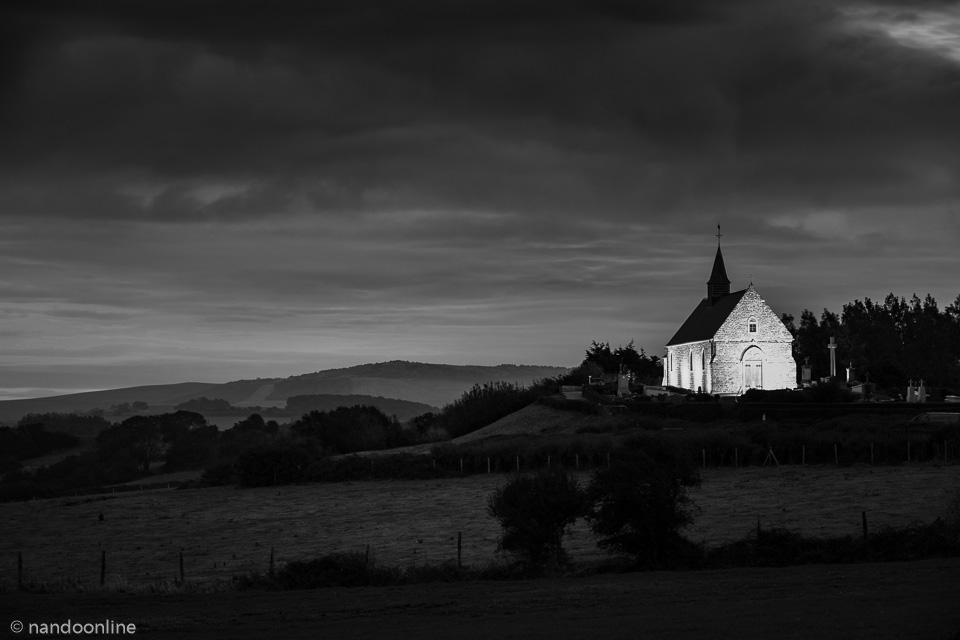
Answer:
[{"left": 716, "top": 225, "right": 722, "bottom": 244}]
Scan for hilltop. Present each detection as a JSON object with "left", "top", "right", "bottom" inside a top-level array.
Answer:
[{"left": 0, "top": 361, "right": 569, "bottom": 424}]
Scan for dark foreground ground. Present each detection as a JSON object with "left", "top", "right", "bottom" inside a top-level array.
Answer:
[{"left": 4, "top": 559, "right": 959, "bottom": 640}]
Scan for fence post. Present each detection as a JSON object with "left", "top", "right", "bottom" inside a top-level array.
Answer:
[
  {"left": 834, "top": 444, "right": 839, "bottom": 466},
  {"left": 516, "top": 456, "right": 520, "bottom": 471},
  {"left": 862, "top": 510, "right": 869, "bottom": 559},
  {"left": 547, "top": 455, "right": 550, "bottom": 470},
  {"left": 946, "top": 441, "right": 949, "bottom": 463},
  {"left": 459, "top": 458, "right": 463, "bottom": 473},
  {"left": 100, "top": 550, "right": 106, "bottom": 587},
  {"left": 180, "top": 550, "right": 185, "bottom": 584},
  {"left": 871, "top": 443, "right": 874, "bottom": 465},
  {"left": 735, "top": 448, "right": 738, "bottom": 468},
  {"left": 802, "top": 445, "right": 805, "bottom": 466},
  {"left": 487, "top": 457, "right": 490, "bottom": 474},
  {"left": 907, "top": 440, "right": 911, "bottom": 462},
  {"left": 702, "top": 449, "right": 706, "bottom": 470},
  {"left": 575, "top": 454, "right": 579, "bottom": 470},
  {"left": 457, "top": 532, "right": 462, "bottom": 569}
]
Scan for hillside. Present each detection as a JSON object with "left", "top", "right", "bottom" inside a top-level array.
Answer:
[
  {"left": 263, "top": 362, "right": 569, "bottom": 408},
  {"left": 281, "top": 394, "right": 438, "bottom": 422},
  {"left": 0, "top": 382, "right": 216, "bottom": 424},
  {"left": 359, "top": 401, "right": 632, "bottom": 457},
  {"left": 0, "top": 361, "right": 568, "bottom": 424}
]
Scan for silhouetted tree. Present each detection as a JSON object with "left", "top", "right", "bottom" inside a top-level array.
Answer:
[
  {"left": 487, "top": 470, "right": 589, "bottom": 569},
  {"left": 587, "top": 438, "right": 700, "bottom": 568}
]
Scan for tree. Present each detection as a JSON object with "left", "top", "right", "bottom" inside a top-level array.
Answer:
[
  {"left": 580, "top": 340, "right": 662, "bottom": 384},
  {"left": 97, "top": 416, "right": 165, "bottom": 474},
  {"left": 587, "top": 438, "right": 700, "bottom": 568},
  {"left": 435, "top": 382, "right": 540, "bottom": 439},
  {"left": 291, "top": 405, "right": 408, "bottom": 454},
  {"left": 487, "top": 470, "right": 589, "bottom": 570}
]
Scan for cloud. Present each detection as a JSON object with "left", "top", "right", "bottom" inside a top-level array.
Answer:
[{"left": 0, "top": 0, "right": 957, "bottom": 391}]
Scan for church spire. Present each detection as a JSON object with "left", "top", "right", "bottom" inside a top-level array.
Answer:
[{"left": 707, "top": 226, "right": 731, "bottom": 303}]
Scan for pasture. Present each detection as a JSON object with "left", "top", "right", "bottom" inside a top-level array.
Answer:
[{"left": 2, "top": 463, "right": 958, "bottom": 588}]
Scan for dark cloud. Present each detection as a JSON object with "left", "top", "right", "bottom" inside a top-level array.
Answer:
[
  {"left": 0, "top": 0, "right": 958, "bottom": 393},
  {"left": 2, "top": 0, "right": 955, "bottom": 227}
]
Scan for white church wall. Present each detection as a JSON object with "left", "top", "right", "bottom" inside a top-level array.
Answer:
[
  {"left": 712, "top": 287, "right": 796, "bottom": 393},
  {"left": 662, "top": 340, "right": 711, "bottom": 391}
]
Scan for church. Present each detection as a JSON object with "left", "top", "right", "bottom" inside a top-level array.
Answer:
[{"left": 662, "top": 241, "right": 796, "bottom": 395}]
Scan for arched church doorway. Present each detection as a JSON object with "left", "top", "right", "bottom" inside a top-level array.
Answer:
[{"left": 742, "top": 346, "right": 764, "bottom": 391}]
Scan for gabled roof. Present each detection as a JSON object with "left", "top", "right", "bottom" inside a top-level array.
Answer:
[{"left": 665, "top": 289, "right": 748, "bottom": 346}]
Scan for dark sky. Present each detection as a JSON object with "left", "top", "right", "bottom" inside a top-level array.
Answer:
[{"left": 2, "top": 0, "right": 959, "bottom": 398}]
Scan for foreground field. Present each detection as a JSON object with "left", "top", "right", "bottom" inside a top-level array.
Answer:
[
  {"left": 3, "top": 464, "right": 958, "bottom": 588},
  {"left": 5, "top": 560, "right": 960, "bottom": 639}
]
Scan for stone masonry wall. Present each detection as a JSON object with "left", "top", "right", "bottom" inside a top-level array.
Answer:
[
  {"left": 663, "top": 340, "right": 711, "bottom": 390},
  {"left": 711, "top": 286, "right": 796, "bottom": 394},
  {"left": 662, "top": 286, "right": 796, "bottom": 394}
]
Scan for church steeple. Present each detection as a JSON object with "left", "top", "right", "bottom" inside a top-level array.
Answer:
[{"left": 706, "top": 227, "right": 730, "bottom": 303}]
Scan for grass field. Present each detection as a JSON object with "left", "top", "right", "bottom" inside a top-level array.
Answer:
[{"left": 2, "top": 463, "right": 958, "bottom": 589}]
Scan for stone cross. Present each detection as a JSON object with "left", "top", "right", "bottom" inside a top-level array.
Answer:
[{"left": 828, "top": 337, "right": 837, "bottom": 378}]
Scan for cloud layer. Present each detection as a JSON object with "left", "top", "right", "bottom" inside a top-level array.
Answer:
[{"left": 1, "top": 0, "right": 958, "bottom": 395}]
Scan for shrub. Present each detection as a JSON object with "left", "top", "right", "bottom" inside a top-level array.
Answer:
[
  {"left": 437, "top": 381, "right": 554, "bottom": 438},
  {"left": 274, "top": 552, "right": 400, "bottom": 589},
  {"left": 587, "top": 437, "right": 700, "bottom": 568},
  {"left": 487, "top": 470, "right": 589, "bottom": 570},
  {"left": 234, "top": 444, "right": 314, "bottom": 487}
]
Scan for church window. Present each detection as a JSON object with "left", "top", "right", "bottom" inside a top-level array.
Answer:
[
  {"left": 701, "top": 350, "right": 705, "bottom": 368},
  {"left": 748, "top": 317, "right": 757, "bottom": 333},
  {"left": 689, "top": 352, "right": 693, "bottom": 370}
]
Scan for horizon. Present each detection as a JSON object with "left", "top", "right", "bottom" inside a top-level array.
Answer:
[{"left": 2, "top": 2, "right": 958, "bottom": 400}]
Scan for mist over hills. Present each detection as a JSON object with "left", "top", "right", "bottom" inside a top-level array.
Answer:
[{"left": 0, "top": 361, "right": 569, "bottom": 424}]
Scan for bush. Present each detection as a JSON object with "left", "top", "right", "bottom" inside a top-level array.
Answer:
[
  {"left": 234, "top": 444, "right": 315, "bottom": 487},
  {"left": 486, "top": 470, "right": 589, "bottom": 570},
  {"left": 436, "top": 381, "right": 552, "bottom": 438},
  {"left": 274, "top": 552, "right": 399, "bottom": 589},
  {"left": 587, "top": 437, "right": 700, "bottom": 568}
]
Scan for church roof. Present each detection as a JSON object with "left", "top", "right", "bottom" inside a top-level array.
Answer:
[
  {"left": 707, "top": 245, "right": 730, "bottom": 286},
  {"left": 665, "top": 288, "right": 748, "bottom": 346}
]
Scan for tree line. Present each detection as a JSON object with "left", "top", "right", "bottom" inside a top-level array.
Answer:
[{"left": 784, "top": 293, "right": 960, "bottom": 393}]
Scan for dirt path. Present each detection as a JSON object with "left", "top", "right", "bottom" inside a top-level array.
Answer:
[{"left": 4, "top": 559, "right": 959, "bottom": 639}]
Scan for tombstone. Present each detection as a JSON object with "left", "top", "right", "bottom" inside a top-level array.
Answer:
[
  {"left": 846, "top": 363, "right": 856, "bottom": 384},
  {"left": 918, "top": 379, "right": 927, "bottom": 403},
  {"left": 907, "top": 379, "right": 916, "bottom": 403},
  {"left": 801, "top": 357, "right": 812, "bottom": 386},
  {"left": 616, "top": 374, "right": 630, "bottom": 397}
]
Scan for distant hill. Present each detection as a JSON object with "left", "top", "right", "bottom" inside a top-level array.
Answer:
[
  {"left": 261, "top": 362, "right": 570, "bottom": 408},
  {"left": 284, "top": 394, "right": 438, "bottom": 422},
  {"left": 0, "top": 382, "right": 216, "bottom": 424},
  {"left": 0, "top": 361, "right": 569, "bottom": 424}
]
